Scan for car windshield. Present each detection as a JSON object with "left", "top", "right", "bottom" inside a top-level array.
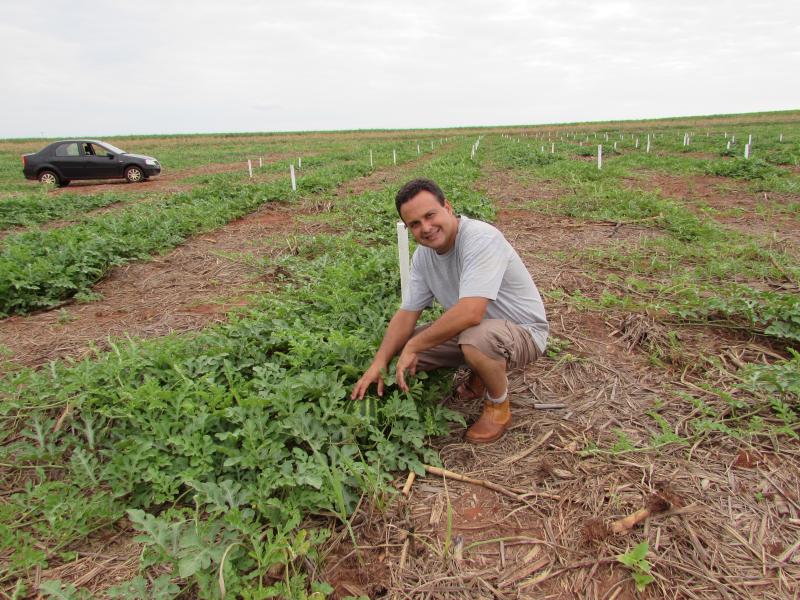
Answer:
[{"left": 96, "top": 142, "right": 126, "bottom": 154}]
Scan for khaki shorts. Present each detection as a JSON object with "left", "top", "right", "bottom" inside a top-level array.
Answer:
[{"left": 413, "top": 319, "right": 542, "bottom": 372}]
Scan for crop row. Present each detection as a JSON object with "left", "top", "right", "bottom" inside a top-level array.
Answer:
[
  {"left": 0, "top": 140, "right": 443, "bottom": 316},
  {"left": 488, "top": 134, "right": 800, "bottom": 345},
  {"left": 0, "top": 142, "right": 490, "bottom": 597}
]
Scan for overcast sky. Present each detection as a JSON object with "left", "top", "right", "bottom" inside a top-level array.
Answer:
[{"left": 2, "top": 0, "right": 798, "bottom": 139}]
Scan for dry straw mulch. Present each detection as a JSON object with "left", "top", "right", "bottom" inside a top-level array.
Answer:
[{"left": 323, "top": 321, "right": 799, "bottom": 599}]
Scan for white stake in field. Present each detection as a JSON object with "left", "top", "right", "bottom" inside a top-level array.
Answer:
[
  {"left": 290, "top": 164, "right": 296, "bottom": 190},
  {"left": 369, "top": 150, "right": 373, "bottom": 168},
  {"left": 598, "top": 145, "right": 603, "bottom": 170},
  {"left": 393, "top": 149, "right": 397, "bottom": 165},
  {"left": 247, "top": 159, "right": 253, "bottom": 178},
  {"left": 397, "top": 222, "right": 410, "bottom": 304}
]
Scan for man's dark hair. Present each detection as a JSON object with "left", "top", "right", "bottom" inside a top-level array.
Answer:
[{"left": 395, "top": 178, "right": 445, "bottom": 215}]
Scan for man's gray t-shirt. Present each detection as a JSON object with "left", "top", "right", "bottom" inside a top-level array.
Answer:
[{"left": 400, "top": 216, "right": 549, "bottom": 353}]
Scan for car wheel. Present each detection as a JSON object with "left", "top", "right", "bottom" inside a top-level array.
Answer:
[
  {"left": 125, "top": 166, "right": 144, "bottom": 183},
  {"left": 38, "top": 170, "right": 60, "bottom": 186}
]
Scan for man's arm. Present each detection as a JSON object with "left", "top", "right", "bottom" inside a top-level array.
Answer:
[
  {"left": 404, "top": 297, "right": 488, "bottom": 355},
  {"left": 396, "top": 296, "right": 489, "bottom": 391},
  {"left": 351, "top": 308, "right": 422, "bottom": 399}
]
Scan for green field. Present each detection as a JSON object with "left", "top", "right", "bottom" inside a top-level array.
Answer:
[{"left": 1, "top": 111, "right": 798, "bottom": 599}]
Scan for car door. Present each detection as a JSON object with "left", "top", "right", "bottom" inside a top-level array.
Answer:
[
  {"left": 82, "top": 142, "right": 120, "bottom": 179},
  {"left": 50, "top": 142, "right": 84, "bottom": 178}
]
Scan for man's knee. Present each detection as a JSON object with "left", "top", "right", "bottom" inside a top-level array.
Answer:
[
  {"left": 458, "top": 321, "right": 509, "bottom": 365},
  {"left": 458, "top": 319, "right": 539, "bottom": 370},
  {"left": 460, "top": 341, "right": 506, "bottom": 367}
]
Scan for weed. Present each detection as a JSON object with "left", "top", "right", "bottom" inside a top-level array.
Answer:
[
  {"left": 705, "top": 158, "right": 782, "bottom": 180},
  {"left": 617, "top": 541, "right": 655, "bottom": 592}
]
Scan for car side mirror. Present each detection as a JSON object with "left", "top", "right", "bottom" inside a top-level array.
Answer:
[{"left": 107, "top": 153, "right": 115, "bottom": 159}]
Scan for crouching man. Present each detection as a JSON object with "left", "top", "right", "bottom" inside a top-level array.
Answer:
[{"left": 351, "top": 178, "right": 548, "bottom": 443}]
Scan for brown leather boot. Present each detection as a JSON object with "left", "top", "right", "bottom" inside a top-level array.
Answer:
[{"left": 465, "top": 399, "right": 511, "bottom": 444}]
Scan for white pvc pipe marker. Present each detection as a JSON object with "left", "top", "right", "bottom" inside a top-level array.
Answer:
[
  {"left": 597, "top": 145, "right": 603, "bottom": 169},
  {"left": 397, "top": 222, "right": 410, "bottom": 304},
  {"left": 393, "top": 149, "right": 397, "bottom": 165},
  {"left": 369, "top": 150, "right": 373, "bottom": 168},
  {"left": 744, "top": 144, "right": 750, "bottom": 159},
  {"left": 290, "top": 164, "right": 297, "bottom": 191},
  {"left": 248, "top": 160, "right": 253, "bottom": 178},
  {"left": 259, "top": 157, "right": 263, "bottom": 168},
  {"left": 298, "top": 157, "right": 302, "bottom": 169}
]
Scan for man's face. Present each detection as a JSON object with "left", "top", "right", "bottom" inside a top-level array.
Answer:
[{"left": 399, "top": 191, "right": 459, "bottom": 254}]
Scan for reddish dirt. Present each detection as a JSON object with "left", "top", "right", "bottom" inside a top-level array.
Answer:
[
  {"left": 626, "top": 171, "right": 800, "bottom": 245},
  {"left": 11, "top": 151, "right": 304, "bottom": 199},
  {"left": 0, "top": 205, "right": 296, "bottom": 367},
  {"left": 46, "top": 162, "right": 238, "bottom": 195}
]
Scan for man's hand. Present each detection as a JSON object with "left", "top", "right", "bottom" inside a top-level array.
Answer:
[
  {"left": 351, "top": 362, "right": 386, "bottom": 400},
  {"left": 395, "top": 347, "right": 419, "bottom": 392}
]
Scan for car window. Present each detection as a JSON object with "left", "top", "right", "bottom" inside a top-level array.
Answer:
[
  {"left": 55, "top": 143, "right": 80, "bottom": 157},
  {"left": 89, "top": 143, "right": 111, "bottom": 156},
  {"left": 98, "top": 142, "right": 126, "bottom": 154}
]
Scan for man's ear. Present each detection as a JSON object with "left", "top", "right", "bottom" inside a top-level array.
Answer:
[{"left": 444, "top": 199, "right": 454, "bottom": 213}]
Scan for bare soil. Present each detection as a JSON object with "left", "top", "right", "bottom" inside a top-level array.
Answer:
[{"left": 49, "top": 161, "right": 244, "bottom": 195}]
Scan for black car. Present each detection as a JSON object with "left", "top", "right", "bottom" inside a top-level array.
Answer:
[{"left": 22, "top": 140, "right": 161, "bottom": 187}]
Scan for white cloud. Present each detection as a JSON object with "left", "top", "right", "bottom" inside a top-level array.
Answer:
[{"left": 1, "top": 0, "right": 798, "bottom": 137}]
